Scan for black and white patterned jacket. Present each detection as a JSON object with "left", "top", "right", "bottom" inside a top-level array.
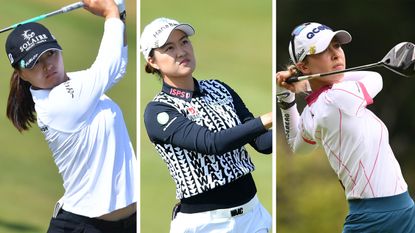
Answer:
[{"left": 144, "top": 79, "right": 271, "bottom": 199}]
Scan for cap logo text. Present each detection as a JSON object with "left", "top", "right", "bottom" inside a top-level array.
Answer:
[
  {"left": 152, "top": 22, "right": 178, "bottom": 39},
  {"left": 20, "top": 30, "right": 49, "bottom": 52},
  {"left": 306, "top": 25, "right": 332, "bottom": 39},
  {"left": 8, "top": 53, "right": 14, "bottom": 64},
  {"left": 22, "top": 30, "right": 35, "bottom": 41},
  {"left": 296, "top": 48, "right": 305, "bottom": 61}
]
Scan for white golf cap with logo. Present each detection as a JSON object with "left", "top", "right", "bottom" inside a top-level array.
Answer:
[
  {"left": 140, "top": 17, "right": 195, "bottom": 60},
  {"left": 288, "top": 22, "right": 352, "bottom": 63}
]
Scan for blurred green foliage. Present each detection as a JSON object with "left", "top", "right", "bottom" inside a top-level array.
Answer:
[
  {"left": 0, "top": 1, "right": 136, "bottom": 232},
  {"left": 277, "top": 0, "right": 415, "bottom": 232},
  {"left": 140, "top": 0, "right": 273, "bottom": 232}
]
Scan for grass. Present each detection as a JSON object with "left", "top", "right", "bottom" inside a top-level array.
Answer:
[
  {"left": 140, "top": 0, "right": 273, "bottom": 232},
  {"left": 0, "top": 1, "right": 136, "bottom": 232}
]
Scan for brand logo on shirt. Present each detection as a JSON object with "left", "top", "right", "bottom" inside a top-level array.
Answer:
[
  {"left": 157, "top": 112, "right": 170, "bottom": 125},
  {"left": 186, "top": 106, "right": 202, "bottom": 121},
  {"left": 64, "top": 81, "right": 74, "bottom": 98},
  {"left": 283, "top": 112, "right": 290, "bottom": 138},
  {"left": 169, "top": 88, "right": 191, "bottom": 99},
  {"left": 187, "top": 106, "right": 197, "bottom": 115}
]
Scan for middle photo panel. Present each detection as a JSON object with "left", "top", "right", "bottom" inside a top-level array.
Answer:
[{"left": 139, "top": 0, "right": 274, "bottom": 232}]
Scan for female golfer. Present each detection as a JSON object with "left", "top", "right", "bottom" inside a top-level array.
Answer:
[
  {"left": 276, "top": 22, "right": 415, "bottom": 232},
  {"left": 141, "top": 17, "right": 272, "bottom": 233},
  {"left": 4, "top": 0, "right": 136, "bottom": 232}
]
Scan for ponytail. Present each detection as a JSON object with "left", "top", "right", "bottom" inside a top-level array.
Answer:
[
  {"left": 144, "top": 49, "right": 162, "bottom": 79},
  {"left": 6, "top": 70, "right": 36, "bottom": 132},
  {"left": 145, "top": 63, "right": 161, "bottom": 78},
  {"left": 286, "top": 64, "right": 302, "bottom": 76}
]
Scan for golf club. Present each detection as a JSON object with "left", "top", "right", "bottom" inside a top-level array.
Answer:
[
  {"left": 286, "top": 42, "right": 415, "bottom": 84},
  {"left": 0, "top": 2, "right": 85, "bottom": 34}
]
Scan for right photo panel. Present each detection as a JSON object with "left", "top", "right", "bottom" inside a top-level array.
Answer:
[{"left": 276, "top": 0, "right": 415, "bottom": 232}]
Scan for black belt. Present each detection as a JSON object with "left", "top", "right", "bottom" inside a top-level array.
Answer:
[
  {"left": 180, "top": 173, "right": 257, "bottom": 213},
  {"left": 59, "top": 209, "right": 136, "bottom": 229}
]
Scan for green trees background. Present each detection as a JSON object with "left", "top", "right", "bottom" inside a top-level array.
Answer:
[{"left": 277, "top": 0, "right": 415, "bottom": 232}]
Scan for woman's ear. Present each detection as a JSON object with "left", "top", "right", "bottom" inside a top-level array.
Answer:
[
  {"left": 296, "top": 61, "right": 309, "bottom": 75},
  {"left": 15, "top": 69, "right": 27, "bottom": 81},
  {"left": 147, "top": 57, "right": 159, "bottom": 70}
]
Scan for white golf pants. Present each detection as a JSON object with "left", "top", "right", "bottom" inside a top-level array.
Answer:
[{"left": 169, "top": 195, "right": 271, "bottom": 233}]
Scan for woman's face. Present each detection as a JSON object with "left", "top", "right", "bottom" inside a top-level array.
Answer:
[
  {"left": 299, "top": 40, "right": 346, "bottom": 85},
  {"left": 18, "top": 50, "right": 67, "bottom": 89},
  {"left": 149, "top": 29, "right": 196, "bottom": 79}
]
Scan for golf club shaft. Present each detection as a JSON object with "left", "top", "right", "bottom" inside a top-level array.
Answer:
[
  {"left": 286, "top": 61, "right": 383, "bottom": 83},
  {"left": 0, "top": 2, "right": 84, "bottom": 34}
]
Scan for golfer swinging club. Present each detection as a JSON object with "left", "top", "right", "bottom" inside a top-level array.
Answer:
[
  {"left": 4, "top": 0, "right": 136, "bottom": 232},
  {"left": 276, "top": 22, "right": 415, "bottom": 232}
]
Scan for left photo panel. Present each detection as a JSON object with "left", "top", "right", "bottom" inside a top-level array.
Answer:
[{"left": 0, "top": 0, "right": 137, "bottom": 232}]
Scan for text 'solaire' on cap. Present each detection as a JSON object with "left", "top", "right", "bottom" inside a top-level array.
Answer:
[
  {"left": 5, "top": 22, "right": 62, "bottom": 69},
  {"left": 140, "top": 17, "right": 195, "bottom": 60}
]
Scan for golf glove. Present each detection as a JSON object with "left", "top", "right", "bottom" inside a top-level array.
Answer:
[
  {"left": 277, "top": 84, "right": 295, "bottom": 102},
  {"left": 277, "top": 85, "right": 295, "bottom": 110}
]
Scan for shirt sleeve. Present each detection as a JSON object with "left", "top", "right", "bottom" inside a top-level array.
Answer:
[
  {"left": 342, "top": 71, "right": 383, "bottom": 98},
  {"left": 42, "top": 18, "right": 127, "bottom": 132},
  {"left": 144, "top": 101, "right": 268, "bottom": 155},
  {"left": 329, "top": 71, "right": 383, "bottom": 116},
  {"left": 279, "top": 104, "right": 318, "bottom": 155},
  {"left": 219, "top": 81, "right": 272, "bottom": 154}
]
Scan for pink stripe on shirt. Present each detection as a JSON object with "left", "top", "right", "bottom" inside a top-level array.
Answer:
[{"left": 358, "top": 81, "right": 373, "bottom": 105}]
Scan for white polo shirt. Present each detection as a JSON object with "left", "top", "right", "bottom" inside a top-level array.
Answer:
[
  {"left": 30, "top": 18, "right": 136, "bottom": 217},
  {"left": 281, "top": 71, "right": 407, "bottom": 199}
]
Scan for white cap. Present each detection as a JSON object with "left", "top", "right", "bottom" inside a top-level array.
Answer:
[
  {"left": 140, "top": 17, "right": 195, "bottom": 60},
  {"left": 288, "top": 22, "right": 352, "bottom": 63}
]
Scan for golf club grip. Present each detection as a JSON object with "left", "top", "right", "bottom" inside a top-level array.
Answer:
[
  {"left": 285, "top": 76, "right": 299, "bottom": 84},
  {"left": 61, "top": 2, "right": 85, "bottom": 13},
  {"left": 46, "top": 2, "right": 85, "bottom": 18},
  {"left": 285, "top": 73, "right": 321, "bottom": 83}
]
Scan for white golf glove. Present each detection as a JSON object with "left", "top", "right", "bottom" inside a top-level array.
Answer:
[
  {"left": 277, "top": 84, "right": 295, "bottom": 102},
  {"left": 113, "top": 0, "right": 125, "bottom": 13},
  {"left": 277, "top": 84, "right": 295, "bottom": 110}
]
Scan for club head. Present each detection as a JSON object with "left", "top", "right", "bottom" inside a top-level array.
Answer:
[{"left": 381, "top": 42, "right": 415, "bottom": 77}]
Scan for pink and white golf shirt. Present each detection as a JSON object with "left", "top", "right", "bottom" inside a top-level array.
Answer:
[{"left": 282, "top": 71, "right": 407, "bottom": 199}]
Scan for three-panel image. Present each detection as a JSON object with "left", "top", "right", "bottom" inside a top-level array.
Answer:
[{"left": 0, "top": 0, "right": 414, "bottom": 233}]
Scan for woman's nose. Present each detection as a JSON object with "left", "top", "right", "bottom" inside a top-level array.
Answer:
[
  {"left": 177, "top": 46, "right": 186, "bottom": 57},
  {"left": 330, "top": 47, "right": 340, "bottom": 60},
  {"left": 43, "top": 61, "right": 53, "bottom": 71}
]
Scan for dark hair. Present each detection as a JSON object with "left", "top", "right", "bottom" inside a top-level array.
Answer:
[
  {"left": 144, "top": 49, "right": 162, "bottom": 78},
  {"left": 6, "top": 70, "right": 36, "bottom": 132},
  {"left": 285, "top": 64, "right": 301, "bottom": 76}
]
